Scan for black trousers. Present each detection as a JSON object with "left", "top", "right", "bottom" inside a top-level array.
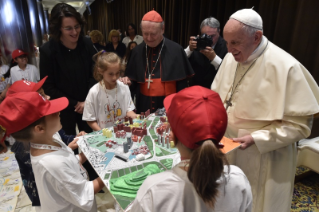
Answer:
[{"left": 60, "top": 107, "right": 98, "bottom": 180}]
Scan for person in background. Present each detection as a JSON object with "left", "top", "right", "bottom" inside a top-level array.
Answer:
[
  {"left": 86, "top": 30, "right": 91, "bottom": 38},
  {"left": 105, "top": 29, "right": 126, "bottom": 58},
  {"left": 117, "top": 29, "right": 124, "bottom": 42},
  {"left": 132, "top": 86, "right": 252, "bottom": 212},
  {"left": 42, "top": 34, "right": 49, "bottom": 44},
  {"left": 90, "top": 30, "right": 106, "bottom": 52},
  {"left": 10, "top": 49, "right": 39, "bottom": 84},
  {"left": 122, "top": 23, "right": 143, "bottom": 47},
  {"left": 0, "top": 51, "right": 9, "bottom": 103},
  {"left": 185, "top": 17, "right": 228, "bottom": 88},
  {"left": 122, "top": 41, "right": 137, "bottom": 66}
]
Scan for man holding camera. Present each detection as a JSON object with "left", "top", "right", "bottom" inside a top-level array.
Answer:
[{"left": 185, "top": 17, "right": 227, "bottom": 88}]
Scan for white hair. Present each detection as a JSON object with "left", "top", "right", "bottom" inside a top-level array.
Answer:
[
  {"left": 241, "top": 23, "right": 263, "bottom": 37},
  {"left": 140, "top": 21, "right": 165, "bottom": 30},
  {"left": 200, "top": 17, "right": 220, "bottom": 31}
]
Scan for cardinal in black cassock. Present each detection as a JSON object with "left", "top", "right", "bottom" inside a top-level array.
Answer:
[{"left": 125, "top": 10, "right": 194, "bottom": 113}]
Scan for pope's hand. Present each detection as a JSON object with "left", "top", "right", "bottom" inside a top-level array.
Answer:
[
  {"left": 119, "top": 77, "right": 131, "bottom": 86},
  {"left": 233, "top": 135, "right": 255, "bottom": 150},
  {"left": 200, "top": 46, "right": 217, "bottom": 61},
  {"left": 189, "top": 36, "right": 197, "bottom": 51}
]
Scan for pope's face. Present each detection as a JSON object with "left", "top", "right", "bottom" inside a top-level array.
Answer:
[
  {"left": 223, "top": 19, "right": 258, "bottom": 63},
  {"left": 141, "top": 21, "right": 164, "bottom": 48}
]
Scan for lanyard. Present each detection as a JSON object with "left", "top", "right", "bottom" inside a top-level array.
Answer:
[
  {"left": 30, "top": 140, "right": 72, "bottom": 155},
  {"left": 30, "top": 140, "right": 89, "bottom": 180}
]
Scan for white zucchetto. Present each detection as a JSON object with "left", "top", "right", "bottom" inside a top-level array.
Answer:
[{"left": 230, "top": 8, "right": 263, "bottom": 30}]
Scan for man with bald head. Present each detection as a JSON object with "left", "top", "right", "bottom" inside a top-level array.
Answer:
[
  {"left": 211, "top": 9, "right": 319, "bottom": 212},
  {"left": 123, "top": 10, "right": 194, "bottom": 113}
]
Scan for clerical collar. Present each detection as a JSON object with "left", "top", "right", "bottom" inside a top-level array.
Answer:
[
  {"left": 146, "top": 39, "right": 164, "bottom": 50},
  {"left": 243, "top": 35, "right": 268, "bottom": 64}
]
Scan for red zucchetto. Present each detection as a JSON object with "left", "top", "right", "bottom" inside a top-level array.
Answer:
[{"left": 142, "top": 10, "right": 163, "bottom": 22}]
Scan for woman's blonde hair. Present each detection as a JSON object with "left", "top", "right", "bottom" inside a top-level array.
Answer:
[
  {"left": 89, "top": 30, "right": 104, "bottom": 44},
  {"left": 92, "top": 51, "right": 125, "bottom": 82},
  {"left": 108, "top": 29, "right": 120, "bottom": 42}
]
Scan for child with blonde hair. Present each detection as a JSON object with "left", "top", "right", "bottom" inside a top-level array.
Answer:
[{"left": 83, "top": 51, "right": 136, "bottom": 130}]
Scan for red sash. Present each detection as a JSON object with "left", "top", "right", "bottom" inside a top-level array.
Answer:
[{"left": 140, "top": 78, "right": 176, "bottom": 97}]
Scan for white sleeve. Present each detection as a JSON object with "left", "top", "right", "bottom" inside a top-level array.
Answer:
[
  {"left": 5, "top": 76, "right": 12, "bottom": 85},
  {"left": 126, "top": 86, "right": 135, "bottom": 112},
  {"left": 82, "top": 90, "right": 97, "bottom": 121},
  {"left": 210, "top": 55, "right": 222, "bottom": 70},
  {"left": 122, "top": 37, "right": 128, "bottom": 47},
  {"left": 131, "top": 190, "right": 153, "bottom": 212},
  {"left": 35, "top": 66, "right": 40, "bottom": 81},
  {"left": 10, "top": 68, "right": 16, "bottom": 84},
  {"left": 43, "top": 164, "right": 95, "bottom": 211},
  {"left": 184, "top": 46, "right": 193, "bottom": 58},
  {"left": 251, "top": 115, "right": 313, "bottom": 154}
]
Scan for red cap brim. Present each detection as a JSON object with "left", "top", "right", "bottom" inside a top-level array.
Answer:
[
  {"left": 163, "top": 93, "right": 176, "bottom": 113},
  {"left": 45, "top": 97, "right": 69, "bottom": 116},
  {"left": 33, "top": 76, "right": 48, "bottom": 92}
]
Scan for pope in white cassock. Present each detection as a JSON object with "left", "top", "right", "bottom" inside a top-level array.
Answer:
[{"left": 211, "top": 8, "right": 319, "bottom": 212}]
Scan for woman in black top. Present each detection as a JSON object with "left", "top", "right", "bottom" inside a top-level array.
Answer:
[
  {"left": 105, "top": 29, "right": 126, "bottom": 58},
  {"left": 40, "top": 3, "right": 96, "bottom": 135}
]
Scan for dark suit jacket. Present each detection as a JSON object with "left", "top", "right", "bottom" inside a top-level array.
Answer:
[
  {"left": 40, "top": 36, "right": 97, "bottom": 107},
  {"left": 189, "top": 36, "right": 228, "bottom": 88}
]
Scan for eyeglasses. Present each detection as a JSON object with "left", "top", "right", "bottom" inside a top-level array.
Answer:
[{"left": 61, "top": 24, "right": 82, "bottom": 31}]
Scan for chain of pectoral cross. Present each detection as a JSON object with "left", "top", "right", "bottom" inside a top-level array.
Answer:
[
  {"left": 225, "top": 40, "right": 269, "bottom": 110},
  {"left": 225, "top": 60, "right": 257, "bottom": 110},
  {"left": 145, "top": 38, "right": 165, "bottom": 89}
]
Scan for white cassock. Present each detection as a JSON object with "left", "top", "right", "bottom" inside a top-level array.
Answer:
[{"left": 211, "top": 36, "right": 319, "bottom": 212}]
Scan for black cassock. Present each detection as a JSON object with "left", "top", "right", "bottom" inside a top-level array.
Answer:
[{"left": 125, "top": 38, "right": 194, "bottom": 113}]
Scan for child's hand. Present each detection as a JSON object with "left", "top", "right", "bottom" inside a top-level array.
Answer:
[
  {"left": 76, "top": 131, "right": 86, "bottom": 137},
  {"left": 68, "top": 138, "right": 79, "bottom": 150}
]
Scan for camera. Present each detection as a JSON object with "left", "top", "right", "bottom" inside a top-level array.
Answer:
[{"left": 194, "top": 34, "right": 213, "bottom": 51}]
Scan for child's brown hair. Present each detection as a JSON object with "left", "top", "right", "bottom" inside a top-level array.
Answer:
[{"left": 92, "top": 51, "right": 125, "bottom": 82}]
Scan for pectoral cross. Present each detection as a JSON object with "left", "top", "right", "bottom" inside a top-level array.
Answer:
[
  {"left": 225, "top": 98, "right": 232, "bottom": 110},
  {"left": 146, "top": 75, "right": 153, "bottom": 89}
]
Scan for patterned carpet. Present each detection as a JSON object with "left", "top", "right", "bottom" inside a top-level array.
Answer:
[{"left": 291, "top": 166, "right": 319, "bottom": 212}]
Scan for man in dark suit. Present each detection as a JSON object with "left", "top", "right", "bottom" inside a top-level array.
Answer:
[{"left": 185, "top": 17, "right": 228, "bottom": 88}]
